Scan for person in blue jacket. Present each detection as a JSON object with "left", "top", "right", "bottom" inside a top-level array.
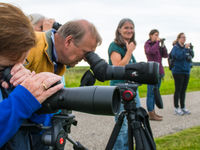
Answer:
[
  {"left": 0, "top": 2, "right": 63, "bottom": 148},
  {"left": 171, "top": 32, "right": 194, "bottom": 115},
  {"left": 108, "top": 18, "right": 141, "bottom": 150}
]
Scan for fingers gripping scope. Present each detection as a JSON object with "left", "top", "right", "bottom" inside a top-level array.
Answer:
[
  {"left": 2, "top": 67, "right": 121, "bottom": 116},
  {"left": 85, "top": 52, "right": 160, "bottom": 84}
]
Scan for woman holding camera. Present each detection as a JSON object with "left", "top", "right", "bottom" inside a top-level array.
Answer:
[
  {"left": 144, "top": 29, "right": 168, "bottom": 121},
  {"left": 170, "top": 33, "right": 194, "bottom": 115},
  {"left": 108, "top": 18, "right": 141, "bottom": 150},
  {"left": 0, "top": 3, "right": 63, "bottom": 148}
]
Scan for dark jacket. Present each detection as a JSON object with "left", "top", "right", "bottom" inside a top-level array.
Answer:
[
  {"left": 171, "top": 43, "right": 194, "bottom": 74},
  {"left": 144, "top": 40, "right": 168, "bottom": 75}
]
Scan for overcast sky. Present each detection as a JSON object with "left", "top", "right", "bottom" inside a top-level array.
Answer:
[{"left": 2, "top": 0, "right": 200, "bottom": 66}]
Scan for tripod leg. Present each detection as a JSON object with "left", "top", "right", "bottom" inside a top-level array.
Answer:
[
  {"left": 105, "top": 112, "right": 126, "bottom": 150},
  {"left": 128, "top": 120, "right": 134, "bottom": 150}
]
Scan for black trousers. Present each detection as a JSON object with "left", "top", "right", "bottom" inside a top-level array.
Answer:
[{"left": 173, "top": 73, "right": 190, "bottom": 109}]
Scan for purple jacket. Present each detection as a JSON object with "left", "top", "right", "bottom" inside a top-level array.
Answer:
[{"left": 144, "top": 40, "right": 168, "bottom": 75}]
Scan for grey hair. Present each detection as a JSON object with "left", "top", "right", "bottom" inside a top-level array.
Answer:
[
  {"left": 28, "top": 13, "right": 45, "bottom": 25},
  {"left": 57, "top": 20, "right": 102, "bottom": 46},
  {"left": 114, "top": 18, "right": 136, "bottom": 46}
]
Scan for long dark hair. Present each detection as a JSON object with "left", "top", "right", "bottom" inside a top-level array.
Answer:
[
  {"left": 114, "top": 18, "right": 136, "bottom": 47},
  {"left": 172, "top": 32, "right": 184, "bottom": 46}
]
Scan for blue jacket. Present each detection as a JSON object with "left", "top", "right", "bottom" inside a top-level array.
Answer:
[
  {"left": 0, "top": 85, "right": 41, "bottom": 147},
  {"left": 171, "top": 43, "right": 194, "bottom": 74}
]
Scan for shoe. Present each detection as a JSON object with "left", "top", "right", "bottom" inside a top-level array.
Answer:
[
  {"left": 182, "top": 108, "right": 191, "bottom": 115},
  {"left": 149, "top": 111, "right": 163, "bottom": 121},
  {"left": 174, "top": 108, "right": 184, "bottom": 116},
  {"left": 155, "top": 113, "right": 163, "bottom": 118}
]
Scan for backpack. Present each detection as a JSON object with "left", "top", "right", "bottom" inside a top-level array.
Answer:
[{"left": 168, "top": 51, "right": 174, "bottom": 70}]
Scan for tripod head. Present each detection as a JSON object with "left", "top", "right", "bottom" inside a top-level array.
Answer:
[{"left": 116, "top": 82, "right": 139, "bottom": 102}]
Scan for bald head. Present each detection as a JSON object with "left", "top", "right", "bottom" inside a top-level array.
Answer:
[{"left": 57, "top": 19, "right": 102, "bottom": 46}]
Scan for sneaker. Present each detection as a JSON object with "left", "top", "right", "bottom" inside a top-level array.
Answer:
[
  {"left": 182, "top": 108, "right": 191, "bottom": 115},
  {"left": 174, "top": 108, "right": 184, "bottom": 116}
]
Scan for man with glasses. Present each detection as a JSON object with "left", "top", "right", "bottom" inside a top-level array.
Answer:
[{"left": 19, "top": 19, "right": 102, "bottom": 150}]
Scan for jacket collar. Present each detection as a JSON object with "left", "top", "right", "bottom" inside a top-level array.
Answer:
[
  {"left": 45, "top": 30, "right": 53, "bottom": 60},
  {"left": 176, "top": 42, "right": 185, "bottom": 49}
]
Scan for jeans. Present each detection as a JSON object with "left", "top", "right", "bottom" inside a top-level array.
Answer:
[
  {"left": 173, "top": 73, "right": 189, "bottom": 108},
  {"left": 146, "top": 76, "right": 162, "bottom": 112},
  {"left": 113, "top": 90, "right": 140, "bottom": 150}
]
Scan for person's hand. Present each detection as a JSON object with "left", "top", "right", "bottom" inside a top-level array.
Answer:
[
  {"left": 185, "top": 43, "right": 190, "bottom": 49},
  {"left": 157, "top": 37, "right": 161, "bottom": 41},
  {"left": 21, "top": 72, "right": 63, "bottom": 104},
  {"left": 43, "top": 18, "right": 55, "bottom": 31},
  {"left": 1, "top": 63, "right": 34, "bottom": 89},
  {"left": 126, "top": 41, "right": 136, "bottom": 54}
]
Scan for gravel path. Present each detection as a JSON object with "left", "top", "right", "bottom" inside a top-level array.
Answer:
[{"left": 65, "top": 91, "right": 200, "bottom": 150}]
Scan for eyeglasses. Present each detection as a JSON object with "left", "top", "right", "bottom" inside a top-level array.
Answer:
[{"left": 180, "top": 36, "right": 186, "bottom": 39}]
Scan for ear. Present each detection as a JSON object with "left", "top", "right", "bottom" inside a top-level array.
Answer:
[{"left": 64, "top": 35, "right": 73, "bottom": 47}]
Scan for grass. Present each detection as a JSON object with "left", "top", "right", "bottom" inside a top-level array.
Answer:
[
  {"left": 155, "top": 126, "right": 200, "bottom": 150},
  {"left": 64, "top": 66, "right": 200, "bottom": 98}
]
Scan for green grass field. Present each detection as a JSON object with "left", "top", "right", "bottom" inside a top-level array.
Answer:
[
  {"left": 64, "top": 66, "right": 200, "bottom": 97},
  {"left": 155, "top": 126, "right": 200, "bottom": 150}
]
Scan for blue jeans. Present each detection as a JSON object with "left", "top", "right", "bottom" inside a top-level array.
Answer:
[
  {"left": 146, "top": 76, "right": 162, "bottom": 112},
  {"left": 113, "top": 90, "right": 140, "bottom": 150}
]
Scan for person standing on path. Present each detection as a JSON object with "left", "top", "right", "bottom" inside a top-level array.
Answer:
[{"left": 170, "top": 33, "right": 194, "bottom": 115}]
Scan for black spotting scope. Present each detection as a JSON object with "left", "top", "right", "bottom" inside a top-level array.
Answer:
[
  {"left": 2, "top": 67, "right": 121, "bottom": 116},
  {"left": 36, "top": 86, "right": 121, "bottom": 115},
  {"left": 85, "top": 52, "right": 159, "bottom": 84}
]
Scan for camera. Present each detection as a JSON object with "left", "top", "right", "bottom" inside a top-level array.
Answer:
[
  {"left": 52, "top": 21, "right": 62, "bottom": 30},
  {"left": 160, "top": 38, "right": 165, "bottom": 43},
  {"left": 160, "top": 38, "right": 165, "bottom": 48},
  {"left": 189, "top": 43, "right": 194, "bottom": 50},
  {"left": 85, "top": 52, "right": 159, "bottom": 85},
  {"left": 186, "top": 43, "right": 194, "bottom": 62}
]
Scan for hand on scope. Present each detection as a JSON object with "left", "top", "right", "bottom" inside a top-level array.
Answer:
[
  {"left": 1, "top": 63, "right": 34, "bottom": 89},
  {"left": 126, "top": 41, "right": 136, "bottom": 54},
  {"left": 20, "top": 72, "right": 63, "bottom": 104},
  {"left": 43, "top": 18, "right": 55, "bottom": 31}
]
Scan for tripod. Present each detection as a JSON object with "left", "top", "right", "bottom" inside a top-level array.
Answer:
[
  {"left": 35, "top": 113, "right": 88, "bottom": 150},
  {"left": 105, "top": 84, "right": 156, "bottom": 150}
]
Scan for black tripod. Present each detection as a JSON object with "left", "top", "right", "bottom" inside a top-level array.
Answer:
[
  {"left": 33, "top": 113, "right": 88, "bottom": 150},
  {"left": 105, "top": 84, "right": 156, "bottom": 150}
]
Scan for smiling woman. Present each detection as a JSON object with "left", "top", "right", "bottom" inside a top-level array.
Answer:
[{"left": 108, "top": 18, "right": 141, "bottom": 150}]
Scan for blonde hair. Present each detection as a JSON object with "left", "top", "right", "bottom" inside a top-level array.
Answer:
[{"left": 172, "top": 32, "right": 184, "bottom": 46}]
